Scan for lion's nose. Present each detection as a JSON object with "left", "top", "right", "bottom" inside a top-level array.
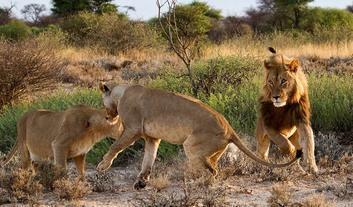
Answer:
[
  {"left": 105, "top": 116, "right": 109, "bottom": 120},
  {"left": 273, "top": 95, "right": 280, "bottom": 100}
]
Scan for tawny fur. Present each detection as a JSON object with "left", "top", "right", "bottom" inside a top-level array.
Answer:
[
  {"left": 256, "top": 49, "right": 318, "bottom": 173},
  {"left": 98, "top": 84, "right": 301, "bottom": 190},
  {"left": 0, "top": 105, "right": 123, "bottom": 176}
]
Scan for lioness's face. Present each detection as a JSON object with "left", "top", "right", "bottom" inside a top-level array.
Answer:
[
  {"left": 264, "top": 58, "right": 299, "bottom": 107},
  {"left": 102, "top": 94, "right": 118, "bottom": 121},
  {"left": 99, "top": 83, "right": 118, "bottom": 121}
]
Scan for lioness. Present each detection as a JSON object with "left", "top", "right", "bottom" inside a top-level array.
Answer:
[
  {"left": 97, "top": 84, "right": 302, "bottom": 190},
  {"left": 255, "top": 47, "right": 318, "bottom": 173},
  {"left": 0, "top": 105, "right": 123, "bottom": 176}
]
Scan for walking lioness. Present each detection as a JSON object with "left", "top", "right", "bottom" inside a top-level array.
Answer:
[
  {"left": 0, "top": 105, "right": 123, "bottom": 176},
  {"left": 97, "top": 84, "right": 302, "bottom": 190}
]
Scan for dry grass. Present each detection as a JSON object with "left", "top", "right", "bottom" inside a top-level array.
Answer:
[
  {"left": 303, "top": 194, "right": 335, "bottom": 207},
  {"left": 267, "top": 183, "right": 293, "bottom": 207},
  {"left": 150, "top": 174, "right": 171, "bottom": 191},
  {"left": 0, "top": 168, "right": 43, "bottom": 204},
  {"left": 34, "top": 161, "right": 67, "bottom": 190},
  {"left": 138, "top": 172, "right": 227, "bottom": 207},
  {"left": 203, "top": 38, "right": 353, "bottom": 60},
  {"left": 53, "top": 177, "right": 92, "bottom": 200}
]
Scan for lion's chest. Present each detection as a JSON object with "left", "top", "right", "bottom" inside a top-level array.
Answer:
[
  {"left": 261, "top": 102, "right": 302, "bottom": 131},
  {"left": 68, "top": 133, "right": 99, "bottom": 158}
]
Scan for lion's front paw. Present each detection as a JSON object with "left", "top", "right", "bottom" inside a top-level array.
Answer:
[
  {"left": 97, "top": 159, "right": 113, "bottom": 172},
  {"left": 133, "top": 179, "right": 147, "bottom": 190}
]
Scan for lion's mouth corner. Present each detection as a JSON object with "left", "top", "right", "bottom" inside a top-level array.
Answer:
[{"left": 273, "top": 101, "right": 286, "bottom": 107}]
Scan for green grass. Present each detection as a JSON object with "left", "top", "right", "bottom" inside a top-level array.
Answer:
[{"left": 309, "top": 74, "right": 353, "bottom": 132}]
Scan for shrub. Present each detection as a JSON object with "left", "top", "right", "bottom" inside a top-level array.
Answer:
[
  {"left": 150, "top": 56, "right": 258, "bottom": 98},
  {"left": 61, "top": 12, "right": 159, "bottom": 54},
  {"left": 0, "top": 38, "right": 63, "bottom": 109},
  {"left": 303, "top": 194, "right": 335, "bottom": 207},
  {"left": 53, "top": 177, "right": 91, "bottom": 200},
  {"left": 34, "top": 161, "right": 67, "bottom": 190},
  {"left": 0, "top": 168, "right": 43, "bottom": 204},
  {"left": 267, "top": 183, "right": 292, "bottom": 207},
  {"left": 302, "top": 8, "right": 353, "bottom": 42},
  {"left": 87, "top": 171, "right": 115, "bottom": 192},
  {"left": 0, "top": 20, "right": 32, "bottom": 41},
  {"left": 303, "top": 8, "right": 353, "bottom": 32}
]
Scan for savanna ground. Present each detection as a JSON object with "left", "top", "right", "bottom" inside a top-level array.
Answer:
[{"left": 1, "top": 2, "right": 353, "bottom": 206}]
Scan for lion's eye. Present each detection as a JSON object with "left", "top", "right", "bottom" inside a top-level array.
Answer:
[
  {"left": 280, "top": 79, "right": 287, "bottom": 85},
  {"left": 268, "top": 80, "right": 274, "bottom": 85}
]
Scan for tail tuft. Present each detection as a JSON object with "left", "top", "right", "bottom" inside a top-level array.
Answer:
[
  {"left": 296, "top": 149, "right": 303, "bottom": 159},
  {"left": 268, "top": 47, "right": 277, "bottom": 54}
]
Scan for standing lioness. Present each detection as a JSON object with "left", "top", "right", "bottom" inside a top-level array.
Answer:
[
  {"left": 97, "top": 84, "right": 302, "bottom": 190},
  {"left": 0, "top": 105, "right": 123, "bottom": 176}
]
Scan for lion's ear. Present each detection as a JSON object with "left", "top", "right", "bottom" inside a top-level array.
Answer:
[
  {"left": 99, "top": 82, "right": 111, "bottom": 94},
  {"left": 288, "top": 59, "right": 300, "bottom": 72}
]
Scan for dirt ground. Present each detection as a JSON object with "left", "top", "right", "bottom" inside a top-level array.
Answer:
[
  {"left": 1, "top": 137, "right": 352, "bottom": 207},
  {"left": 38, "top": 167, "right": 351, "bottom": 206},
  {"left": 2, "top": 155, "right": 350, "bottom": 207}
]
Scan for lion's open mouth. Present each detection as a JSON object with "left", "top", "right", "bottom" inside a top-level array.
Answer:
[{"left": 273, "top": 101, "right": 286, "bottom": 107}]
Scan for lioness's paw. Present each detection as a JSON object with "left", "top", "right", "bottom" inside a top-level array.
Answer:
[
  {"left": 133, "top": 180, "right": 146, "bottom": 190},
  {"left": 309, "top": 165, "right": 319, "bottom": 175},
  {"left": 97, "top": 159, "right": 112, "bottom": 172}
]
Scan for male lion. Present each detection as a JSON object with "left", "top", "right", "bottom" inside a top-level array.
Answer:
[
  {"left": 97, "top": 84, "right": 302, "bottom": 190},
  {"left": 0, "top": 105, "right": 123, "bottom": 176},
  {"left": 255, "top": 47, "right": 318, "bottom": 173}
]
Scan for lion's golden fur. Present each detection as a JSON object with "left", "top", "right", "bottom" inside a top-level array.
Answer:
[
  {"left": 0, "top": 105, "right": 123, "bottom": 176},
  {"left": 256, "top": 48, "right": 318, "bottom": 173}
]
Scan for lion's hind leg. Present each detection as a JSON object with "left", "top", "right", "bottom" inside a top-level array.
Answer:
[
  {"left": 19, "top": 144, "right": 32, "bottom": 171},
  {"left": 73, "top": 154, "right": 86, "bottom": 177},
  {"left": 134, "top": 137, "right": 161, "bottom": 190},
  {"left": 183, "top": 133, "right": 228, "bottom": 178}
]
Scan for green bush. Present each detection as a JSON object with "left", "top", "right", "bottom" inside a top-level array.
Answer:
[
  {"left": 302, "top": 8, "right": 353, "bottom": 41},
  {"left": 149, "top": 56, "right": 259, "bottom": 99},
  {"left": 0, "top": 20, "right": 32, "bottom": 41},
  {"left": 61, "top": 12, "right": 159, "bottom": 53},
  {"left": 0, "top": 88, "right": 178, "bottom": 165}
]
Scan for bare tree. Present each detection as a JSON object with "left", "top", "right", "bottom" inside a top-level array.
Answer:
[
  {"left": 0, "top": 3, "right": 15, "bottom": 25},
  {"left": 347, "top": 4, "right": 353, "bottom": 13},
  {"left": 21, "top": 3, "right": 46, "bottom": 24},
  {"left": 156, "top": 0, "right": 198, "bottom": 96}
]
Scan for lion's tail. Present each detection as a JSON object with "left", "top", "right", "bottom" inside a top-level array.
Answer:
[
  {"left": 229, "top": 131, "right": 301, "bottom": 168},
  {"left": 0, "top": 114, "right": 27, "bottom": 167},
  {"left": 0, "top": 138, "right": 19, "bottom": 167}
]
